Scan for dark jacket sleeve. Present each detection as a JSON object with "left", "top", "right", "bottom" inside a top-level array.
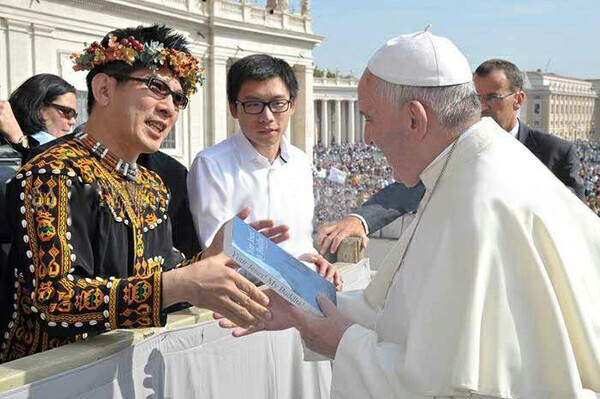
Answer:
[
  {"left": 137, "top": 152, "right": 202, "bottom": 258},
  {"left": 170, "top": 167, "right": 203, "bottom": 257},
  {"left": 557, "top": 143, "right": 585, "bottom": 200},
  {"left": 354, "top": 181, "right": 426, "bottom": 234}
]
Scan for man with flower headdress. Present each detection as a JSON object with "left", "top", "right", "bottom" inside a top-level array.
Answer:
[{"left": 0, "top": 24, "right": 277, "bottom": 362}]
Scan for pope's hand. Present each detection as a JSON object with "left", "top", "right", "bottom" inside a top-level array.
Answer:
[
  {"left": 316, "top": 216, "right": 368, "bottom": 255},
  {"left": 216, "top": 292, "right": 354, "bottom": 359},
  {"left": 215, "top": 288, "right": 299, "bottom": 336},
  {"left": 295, "top": 294, "right": 354, "bottom": 359}
]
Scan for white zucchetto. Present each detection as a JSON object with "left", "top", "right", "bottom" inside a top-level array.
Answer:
[{"left": 367, "top": 29, "right": 472, "bottom": 86}]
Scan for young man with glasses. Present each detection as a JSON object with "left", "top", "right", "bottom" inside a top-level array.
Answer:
[
  {"left": 187, "top": 54, "right": 341, "bottom": 398},
  {"left": 316, "top": 58, "right": 585, "bottom": 256},
  {"left": 188, "top": 54, "right": 341, "bottom": 283},
  {"left": 0, "top": 25, "right": 275, "bottom": 362}
]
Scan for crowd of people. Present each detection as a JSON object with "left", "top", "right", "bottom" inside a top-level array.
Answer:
[
  {"left": 313, "top": 139, "right": 600, "bottom": 225},
  {"left": 576, "top": 140, "right": 600, "bottom": 215},
  {"left": 312, "top": 142, "right": 394, "bottom": 225}
]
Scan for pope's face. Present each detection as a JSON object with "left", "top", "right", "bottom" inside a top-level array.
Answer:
[
  {"left": 474, "top": 69, "right": 522, "bottom": 132},
  {"left": 358, "top": 72, "right": 416, "bottom": 185},
  {"left": 229, "top": 77, "right": 296, "bottom": 152},
  {"left": 111, "top": 68, "right": 181, "bottom": 154}
]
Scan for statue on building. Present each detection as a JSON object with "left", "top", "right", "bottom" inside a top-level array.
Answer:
[
  {"left": 267, "top": 0, "right": 289, "bottom": 12},
  {"left": 301, "top": 0, "right": 311, "bottom": 16}
]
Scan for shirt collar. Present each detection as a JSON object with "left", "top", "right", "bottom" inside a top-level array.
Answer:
[
  {"left": 419, "top": 117, "right": 498, "bottom": 191},
  {"left": 233, "top": 130, "right": 290, "bottom": 165},
  {"left": 509, "top": 119, "right": 520, "bottom": 139},
  {"left": 30, "top": 131, "right": 57, "bottom": 145}
]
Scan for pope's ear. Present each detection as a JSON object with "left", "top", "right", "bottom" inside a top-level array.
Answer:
[
  {"left": 407, "top": 100, "right": 428, "bottom": 139},
  {"left": 90, "top": 73, "right": 114, "bottom": 108}
]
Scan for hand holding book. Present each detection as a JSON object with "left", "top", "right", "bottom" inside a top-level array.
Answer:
[
  {"left": 223, "top": 217, "right": 337, "bottom": 316},
  {"left": 216, "top": 290, "right": 354, "bottom": 359},
  {"left": 202, "top": 207, "right": 290, "bottom": 260}
]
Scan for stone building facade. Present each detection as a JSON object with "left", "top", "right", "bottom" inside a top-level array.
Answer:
[
  {"left": 524, "top": 71, "right": 598, "bottom": 141},
  {"left": 313, "top": 76, "right": 364, "bottom": 146},
  {"left": 0, "top": 0, "right": 320, "bottom": 166}
]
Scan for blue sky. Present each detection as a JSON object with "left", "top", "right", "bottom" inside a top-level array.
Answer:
[{"left": 308, "top": 0, "right": 600, "bottom": 79}]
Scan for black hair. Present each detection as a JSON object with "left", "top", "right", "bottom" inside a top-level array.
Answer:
[
  {"left": 8, "top": 74, "right": 76, "bottom": 136},
  {"left": 227, "top": 54, "right": 298, "bottom": 104},
  {"left": 474, "top": 59, "right": 524, "bottom": 92},
  {"left": 86, "top": 24, "right": 190, "bottom": 113}
]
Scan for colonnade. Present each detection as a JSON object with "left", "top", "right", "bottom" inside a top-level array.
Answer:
[{"left": 314, "top": 99, "right": 365, "bottom": 147}]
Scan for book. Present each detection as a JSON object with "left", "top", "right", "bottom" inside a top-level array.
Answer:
[{"left": 223, "top": 216, "right": 337, "bottom": 316}]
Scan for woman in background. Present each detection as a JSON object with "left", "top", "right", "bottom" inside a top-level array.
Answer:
[
  {"left": 0, "top": 73, "right": 77, "bottom": 155},
  {"left": 0, "top": 74, "right": 78, "bottom": 279}
]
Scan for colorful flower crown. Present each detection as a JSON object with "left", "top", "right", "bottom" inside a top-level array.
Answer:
[{"left": 71, "top": 33, "right": 204, "bottom": 96}]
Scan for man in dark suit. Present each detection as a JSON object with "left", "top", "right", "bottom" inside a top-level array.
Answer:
[{"left": 317, "top": 59, "right": 584, "bottom": 254}]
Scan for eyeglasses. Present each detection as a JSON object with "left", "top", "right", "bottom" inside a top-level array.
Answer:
[
  {"left": 235, "top": 99, "right": 292, "bottom": 115},
  {"left": 477, "top": 92, "right": 516, "bottom": 103},
  {"left": 49, "top": 103, "right": 78, "bottom": 120},
  {"left": 111, "top": 74, "right": 188, "bottom": 109}
]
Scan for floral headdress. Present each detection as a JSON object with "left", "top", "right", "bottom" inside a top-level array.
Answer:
[{"left": 71, "top": 33, "right": 204, "bottom": 96}]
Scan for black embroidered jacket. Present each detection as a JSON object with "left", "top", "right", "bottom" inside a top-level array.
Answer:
[{"left": 0, "top": 133, "right": 191, "bottom": 363}]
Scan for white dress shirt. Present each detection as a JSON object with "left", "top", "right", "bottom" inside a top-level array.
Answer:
[
  {"left": 509, "top": 119, "right": 519, "bottom": 138},
  {"left": 188, "top": 131, "right": 332, "bottom": 399},
  {"left": 187, "top": 131, "right": 316, "bottom": 258}
]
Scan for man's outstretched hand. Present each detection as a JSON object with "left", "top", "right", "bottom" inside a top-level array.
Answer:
[
  {"left": 215, "top": 288, "right": 298, "bottom": 336},
  {"left": 216, "top": 291, "right": 354, "bottom": 359},
  {"left": 316, "top": 216, "right": 368, "bottom": 255},
  {"left": 203, "top": 207, "right": 290, "bottom": 260},
  {"left": 163, "top": 253, "right": 272, "bottom": 329}
]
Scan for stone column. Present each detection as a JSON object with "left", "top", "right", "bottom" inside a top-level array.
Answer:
[
  {"left": 209, "top": 53, "right": 229, "bottom": 145},
  {"left": 356, "top": 111, "right": 365, "bottom": 144},
  {"left": 347, "top": 100, "right": 355, "bottom": 144},
  {"left": 320, "top": 99, "right": 329, "bottom": 147},
  {"left": 334, "top": 99, "right": 342, "bottom": 145},
  {"left": 185, "top": 52, "right": 208, "bottom": 165},
  {"left": 291, "top": 64, "right": 314, "bottom": 158},
  {"left": 355, "top": 102, "right": 363, "bottom": 144},
  {"left": 32, "top": 24, "right": 55, "bottom": 76},
  {"left": 5, "top": 19, "right": 34, "bottom": 93}
]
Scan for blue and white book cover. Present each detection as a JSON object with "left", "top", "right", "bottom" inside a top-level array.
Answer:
[{"left": 224, "top": 216, "right": 336, "bottom": 315}]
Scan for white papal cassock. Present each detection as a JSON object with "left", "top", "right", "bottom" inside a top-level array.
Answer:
[{"left": 327, "top": 117, "right": 600, "bottom": 399}]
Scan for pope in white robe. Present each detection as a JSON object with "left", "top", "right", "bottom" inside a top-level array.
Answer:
[
  {"left": 218, "top": 30, "right": 600, "bottom": 399},
  {"left": 331, "top": 117, "right": 600, "bottom": 399}
]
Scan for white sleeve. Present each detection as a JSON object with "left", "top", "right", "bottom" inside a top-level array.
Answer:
[
  {"left": 186, "top": 155, "right": 234, "bottom": 248},
  {"left": 330, "top": 324, "right": 421, "bottom": 399},
  {"left": 304, "top": 290, "right": 419, "bottom": 398}
]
